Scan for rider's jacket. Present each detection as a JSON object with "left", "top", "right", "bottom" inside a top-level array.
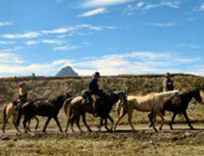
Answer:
[
  {"left": 163, "top": 78, "right": 174, "bottom": 92},
  {"left": 89, "top": 78, "right": 100, "bottom": 95}
]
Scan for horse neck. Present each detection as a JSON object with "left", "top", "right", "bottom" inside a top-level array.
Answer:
[
  {"left": 182, "top": 91, "right": 195, "bottom": 103},
  {"left": 110, "top": 94, "right": 120, "bottom": 106},
  {"left": 53, "top": 96, "right": 65, "bottom": 109}
]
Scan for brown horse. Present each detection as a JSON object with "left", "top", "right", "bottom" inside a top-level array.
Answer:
[
  {"left": 64, "top": 91, "right": 127, "bottom": 133},
  {"left": 114, "top": 90, "right": 179, "bottom": 132},
  {"left": 2, "top": 100, "right": 39, "bottom": 133}
]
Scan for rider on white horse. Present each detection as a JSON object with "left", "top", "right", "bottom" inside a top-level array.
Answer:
[{"left": 83, "top": 72, "right": 105, "bottom": 116}]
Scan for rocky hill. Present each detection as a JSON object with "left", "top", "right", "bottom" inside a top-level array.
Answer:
[{"left": 56, "top": 66, "right": 78, "bottom": 77}]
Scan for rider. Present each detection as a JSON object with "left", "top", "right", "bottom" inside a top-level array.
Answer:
[
  {"left": 16, "top": 81, "right": 28, "bottom": 110},
  {"left": 163, "top": 72, "right": 174, "bottom": 92},
  {"left": 83, "top": 72, "right": 104, "bottom": 115}
]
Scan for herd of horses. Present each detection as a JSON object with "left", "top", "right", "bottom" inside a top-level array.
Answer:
[{"left": 1, "top": 88, "right": 204, "bottom": 135}]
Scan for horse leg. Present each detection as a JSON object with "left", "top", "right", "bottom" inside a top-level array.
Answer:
[
  {"left": 26, "top": 121, "right": 32, "bottom": 132},
  {"left": 151, "top": 112, "right": 158, "bottom": 133},
  {"left": 159, "top": 113, "right": 165, "bottom": 130},
  {"left": 106, "top": 115, "right": 114, "bottom": 132},
  {"left": 2, "top": 107, "right": 9, "bottom": 133},
  {"left": 104, "top": 118, "right": 109, "bottom": 131},
  {"left": 127, "top": 109, "right": 136, "bottom": 132},
  {"left": 65, "top": 116, "right": 71, "bottom": 133},
  {"left": 53, "top": 116, "right": 63, "bottom": 133},
  {"left": 76, "top": 115, "right": 83, "bottom": 133},
  {"left": 82, "top": 113, "right": 92, "bottom": 132},
  {"left": 148, "top": 112, "right": 154, "bottom": 128},
  {"left": 169, "top": 113, "right": 177, "bottom": 130},
  {"left": 23, "top": 116, "right": 31, "bottom": 133},
  {"left": 70, "top": 115, "right": 75, "bottom": 133},
  {"left": 13, "top": 110, "right": 22, "bottom": 134},
  {"left": 42, "top": 117, "right": 52, "bottom": 133},
  {"left": 34, "top": 116, "right": 39, "bottom": 130},
  {"left": 98, "top": 118, "right": 103, "bottom": 132},
  {"left": 183, "top": 111, "right": 194, "bottom": 130},
  {"left": 114, "top": 109, "right": 127, "bottom": 131}
]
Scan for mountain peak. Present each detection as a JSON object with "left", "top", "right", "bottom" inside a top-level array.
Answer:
[{"left": 56, "top": 66, "right": 79, "bottom": 77}]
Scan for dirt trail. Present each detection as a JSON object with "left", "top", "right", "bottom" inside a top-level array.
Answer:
[{"left": 1, "top": 123, "right": 204, "bottom": 140}]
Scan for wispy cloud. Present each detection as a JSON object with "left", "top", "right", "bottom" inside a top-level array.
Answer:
[
  {"left": 54, "top": 44, "right": 79, "bottom": 51},
  {"left": 0, "top": 50, "right": 24, "bottom": 65},
  {"left": 144, "top": 1, "right": 180, "bottom": 10},
  {"left": 0, "top": 40, "right": 15, "bottom": 45},
  {"left": 147, "top": 22, "right": 176, "bottom": 28},
  {"left": 198, "top": 3, "right": 204, "bottom": 11},
  {"left": 82, "top": 0, "right": 132, "bottom": 8},
  {"left": 25, "top": 40, "right": 38, "bottom": 46},
  {"left": 178, "top": 43, "right": 201, "bottom": 49},
  {"left": 2, "top": 32, "right": 40, "bottom": 39},
  {"left": 41, "top": 27, "right": 72, "bottom": 35},
  {"left": 79, "top": 7, "right": 108, "bottom": 17},
  {"left": 0, "top": 21, "right": 13, "bottom": 27},
  {"left": 41, "top": 39, "right": 64, "bottom": 45},
  {"left": 1, "top": 24, "right": 115, "bottom": 45},
  {"left": 125, "top": 1, "right": 180, "bottom": 15}
]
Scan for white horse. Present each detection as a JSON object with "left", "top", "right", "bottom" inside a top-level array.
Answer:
[{"left": 114, "top": 90, "right": 179, "bottom": 132}]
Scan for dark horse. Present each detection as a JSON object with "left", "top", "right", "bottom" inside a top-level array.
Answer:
[
  {"left": 16, "top": 93, "right": 71, "bottom": 133},
  {"left": 149, "top": 89, "right": 204, "bottom": 130},
  {"left": 64, "top": 91, "right": 127, "bottom": 133}
]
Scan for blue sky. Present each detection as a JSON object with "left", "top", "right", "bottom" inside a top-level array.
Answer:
[{"left": 0, "top": 0, "right": 204, "bottom": 77}]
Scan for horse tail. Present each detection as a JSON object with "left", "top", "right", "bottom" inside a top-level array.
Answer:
[{"left": 64, "top": 98, "right": 73, "bottom": 116}]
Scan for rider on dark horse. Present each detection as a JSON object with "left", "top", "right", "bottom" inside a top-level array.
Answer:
[
  {"left": 163, "top": 72, "right": 174, "bottom": 92},
  {"left": 83, "top": 72, "right": 105, "bottom": 116}
]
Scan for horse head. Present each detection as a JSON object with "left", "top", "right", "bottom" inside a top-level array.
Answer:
[{"left": 190, "top": 88, "right": 204, "bottom": 104}]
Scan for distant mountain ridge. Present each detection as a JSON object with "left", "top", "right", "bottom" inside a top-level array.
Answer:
[{"left": 56, "top": 66, "right": 79, "bottom": 77}]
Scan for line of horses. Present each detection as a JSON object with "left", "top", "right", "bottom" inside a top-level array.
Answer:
[{"left": 1, "top": 88, "right": 204, "bottom": 134}]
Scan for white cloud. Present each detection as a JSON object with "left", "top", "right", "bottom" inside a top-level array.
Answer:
[
  {"left": 198, "top": 3, "right": 204, "bottom": 11},
  {"left": 143, "top": 1, "right": 180, "bottom": 10},
  {"left": 147, "top": 22, "right": 176, "bottom": 28},
  {"left": 83, "top": 0, "right": 132, "bottom": 8},
  {"left": 0, "top": 21, "right": 13, "bottom": 27},
  {"left": 41, "top": 27, "right": 73, "bottom": 35},
  {"left": 2, "top": 32, "right": 40, "bottom": 39},
  {"left": 1, "top": 24, "right": 115, "bottom": 43},
  {"left": 79, "top": 8, "right": 108, "bottom": 17},
  {"left": 125, "top": 1, "right": 180, "bottom": 15},
  {"left": 73, "top": 51, "right": 201, "bottom": 76},
  {"left": 0, "top": 57, "right": 72, "bottom": 76},
  {"left": 25, "top": 40, "right": 38, "bottom": 46},
  {"left": 178, "top": 43, "right": 201, "bottom": 49},
  {"left": 1, "top": 50, "right": 201, "bottom": 77},
  {"left": 54, "top": 44, "right": 79, "bottom": 51},
  {"left": 0, "top": 40, "right": 15, "bottom": 45},
  {"left": 42, "top": 39, "right": 64, "bottom": 45},
  {"left": 0, "top": 51, "right": 24, "bottom": 64}
]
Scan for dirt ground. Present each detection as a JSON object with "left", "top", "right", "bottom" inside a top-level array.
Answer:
[{"left": 1, "top": 124, "right": 204, "bottom": 156}]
